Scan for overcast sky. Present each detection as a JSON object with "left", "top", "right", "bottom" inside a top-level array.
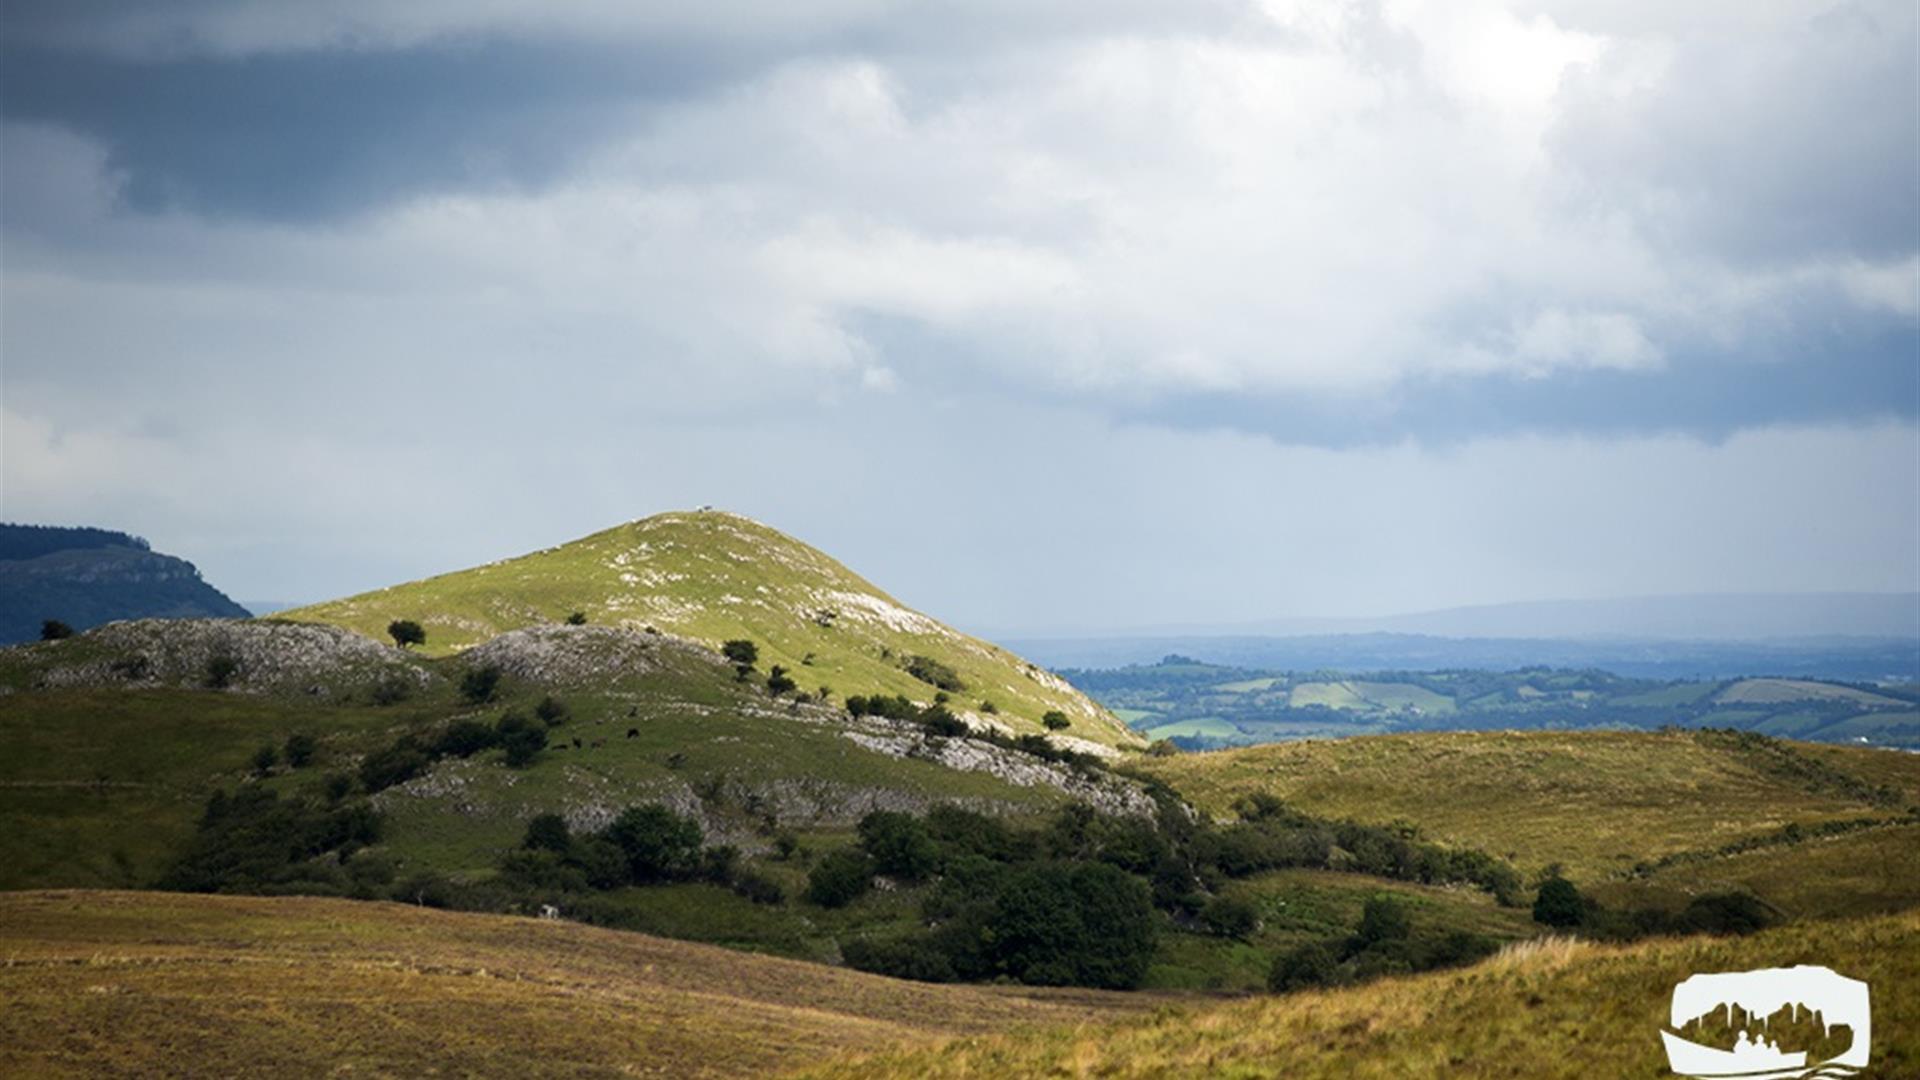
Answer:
[{"left": 2, "top": 0, "right": 1915, "bottom": 634}]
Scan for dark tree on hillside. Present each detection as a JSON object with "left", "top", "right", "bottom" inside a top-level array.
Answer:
[
  {"left": 250, "top": 744, "right": 279, "bottom": 776},
  {"left": 804, "top": 848, "right": 874, "bottom": 908},
  {"left": 721, "top": 639, "right": 758, "bottom": 667},
  {"left": 460, "top": 663, "right": 503, "bottom": 704},
  {"left": 40, "top": 619, "right": 75, "bottom": 641},
  {"left": 766, "top": 665, "right": 797, "bottom": 695},
  {"left": 565, "top": 611, "right": 587, "bottom": 626},
  {"left": 387, "top": 619, "right": 426, "bottom": 648},
  {"left": 283, "top": 733, "right": 317, "bottom": 768},
  {"left": 607, "top": 804, "right": 703, "bottom": 882},
  {"left": 988, "top": 862, "right": 1156, "bottom": 989},
  {"left": 522, "top": 812, "right": 571, "bottom": 853},
  {"left": 1355, "top": 895, "right": 1412, "bottom": 946},
  {"left": 205, "top": 655, "right": 240, "bottom": 689},
  {"left": 1269, "top": 941, "right": 1339, "bottom": 992},
  {"left": 1533, "top": 876, "right": 1586, "bottom": 928},
  {"left": 495, "top": 712, "right": 547, "bottom": 767},
  {"left": 1042, "top": 710, "right": 1071, "bottom": 731}
]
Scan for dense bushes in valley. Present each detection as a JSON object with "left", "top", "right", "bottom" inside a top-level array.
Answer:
[
  {"left": 159, "top": 787, "right": 384, "bottom": 895},
  {"left": 1266, "top": 894, "right": 1501, "bottom": 991}
]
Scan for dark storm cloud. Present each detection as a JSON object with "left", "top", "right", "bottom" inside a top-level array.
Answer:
[{"left": 0, "top": 36, "right": 757, "bottom": 220}]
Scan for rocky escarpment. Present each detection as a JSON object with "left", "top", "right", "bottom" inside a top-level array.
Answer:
[{"left": 2, "top": 618, "right": 433, "bottom": 698}]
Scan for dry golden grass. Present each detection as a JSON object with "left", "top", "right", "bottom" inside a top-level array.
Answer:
[
  {"left": 804, "top": 909, "right": 1920, "bottom": 1079},
  {"left": 0, "top": 891, "right": 1159, "bottom": 1079},
  {"left": 1137, "top": 729, "right": 1920, "bottom": 879}
]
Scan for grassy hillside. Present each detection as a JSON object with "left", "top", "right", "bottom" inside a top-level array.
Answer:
[
  {"left": 285, "top": 510, "right": 1135, "bottom": 747},
  {"left": 807, "top": 908, "right": 1920, "bottom": 1078},
  {"left": 1136, "top": 729, "right": 1920, "bottom": 881},
  {"left": 0, "top": 620, "right": 1144, "bottom": 904},
  {"left": 0, "top": 890, "right": 1157, "bottom": 1079}
]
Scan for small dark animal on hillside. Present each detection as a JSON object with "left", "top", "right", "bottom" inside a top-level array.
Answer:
[
  {"left": 626, "top": 728, "right": 639, "bottom": 739},
  {"left": 572, "top": 737, "right": 582, "bottom": 749}
]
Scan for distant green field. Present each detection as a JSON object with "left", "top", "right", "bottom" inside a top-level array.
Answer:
[
  {"left": 1112, "top": 707, "right": 1161, "bottom": 725},
  {"left": 1138, "top": 716, "right": 1240, "bottom": 741},
  {"left": 1286, "top": 681, "right": 1368, "bottom": 709},
  {"left": 1213, "top": 677, "right": 1280, "bottom": 693},
  {"left": 1351, "top": 681, "right": 1454, "bottom": 713}
]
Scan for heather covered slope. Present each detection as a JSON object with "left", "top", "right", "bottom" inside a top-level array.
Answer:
[
  {"left": 285, "top": 510, "right": 1136, "bottom": 747},
  {"left": 0, "top": 890, "right": 1156, "bottom": 1079}
]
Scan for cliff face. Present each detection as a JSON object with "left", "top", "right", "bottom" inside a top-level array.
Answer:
[{"left": 0, "top": 533, "right": 249, "bottom": 644}]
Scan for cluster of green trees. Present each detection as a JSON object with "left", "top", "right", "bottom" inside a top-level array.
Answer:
[
  {"left": 1530, "top": 870, "right": 1777, "bottom": 941},
  {"left": 1267, "top": 894, "right": 1500, "bottom": 991},
  {"left": 496, "top": 805, "right": 783, "bottom": 905},
  {"left": 825, "top": 807, "right": 1158, "bottom": 989},
  {"left": 1198, "top": 792, "right": 1523, "bottom": 904},
  {"left": 159, "top": 787, "right": 384, "bottom": 894},
  {"left": 360, "top": 696, "right": 569, "bottom": 791},
  {"left": 903, "top": 654, "right": 965, "bottom": 692}
]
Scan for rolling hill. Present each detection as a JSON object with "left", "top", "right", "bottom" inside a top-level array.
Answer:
[
  {"left": 807, "top": 908, "right": 1920, "bottom": 1079},
  {"left": 1136, "top": 729, "right": 1920, "bottom": 887},
  {"left": 285, "top": 510, "right": 1135, "bottom": 748},
  {"left": 0, "top": 890, "right": 1157, "bottom": 1079}
]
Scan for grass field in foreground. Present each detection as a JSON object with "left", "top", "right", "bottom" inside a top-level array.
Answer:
[
  {"left": 806, "top": 909, "right": 1920, "bottom": 1079},
  {"left": 0, "top": 890, "right": 1161, "bottom": 1079},
  {"left": 1136, "top": 729, "right": 1920, "bottom": 880}
]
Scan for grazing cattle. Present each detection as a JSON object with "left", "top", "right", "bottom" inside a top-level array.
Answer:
[
  {"left": 539, "top": 904, "right": 560, "bottom": 920},
  {"left": 626, "top": 728, "right": 639, "bottom": 739}
]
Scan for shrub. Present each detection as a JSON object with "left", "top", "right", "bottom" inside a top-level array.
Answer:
[
  {"left": 387, "top": 619, "right": 426, "bottom": 648},
  {"left": 1354, "top": 895, "right": 1412, "bottom": 948},
  {"left": 495, "top": 712, "right": 547, "bottom": 768},
  {"left": 842, "top": 936, "right": 959, "bottom": 983},
  {"left": 1269, "top": 941, "right": 1339, "bottom": 992},
  {"left": 721, "top": 639, "right": 758, "bottom": 668},
  {"left": 370, "top": 677, "right": 412, "bottom": 706},
  {"left": 699, "top": 844, "right": 741, "bottom": 884},
  {"left": 919, "top": 705, "right": 969, "bottom": 737},
  {"left": 159, "top": 787, "right": 383, "bottom": 893},
  {"left": 857, "top": 811, "right": 940, "bottom": 881},
  {"left": 1201, "top": 895, "right": 1261, "bottom": 940},
  {"left": 460, "top": 663, "right": 503, "bottom": 703},
  {"left": 731, "top": 871, "right": 785, "bottom": 905},
  {"left": 772, "top": 830, "right": 802, "bottom": 861},
  {"left": 359, "top": 741, "right": 432, "bottom": 793},
  {"left": 40, "top": 619, "right": 74, "bottom": 641},
  {"left": 606, "top": 804, "right": 702, "bottom": 883},
  {"left": 322, "top": 772, "right": 354, "bottom": 802},
  {"left": 1532, "top": 875, "right": 1586, "bottom": 929},
  {"left": 523, "top": 813, "right": 571, "bottom": 853},
  {"left": 434, "top": 719, "right": 497, "bottom": 759},
  {"left": 805, "top": 848, "right": 874, "bottom": 908},
  {"left": 988, "top": 861, "right": 1156, "bottom": 989},
  {"left": 534, "top": 695, "right": 570, "bottom": 726},
  {"left": 1042, "top": 710, "right": 1071, "bottom": 731},
  {"left": 1146, "top": 739, "right": 1180, "bottom": 757},
  {"left": 565, "top": 611, "right": 587, "bottom": 625},
  {"left": 904, "top": 655, "right": 965, "bottom": 692},
  {"left": 570, "top": 837, "right": 630, "bottom": 890},
  {"left": 766, "top": 665, "right": 797, "bottom": 695},
  {"left": 1675, "top": 891, "right": 1776, "bottom": 936},
  {"left": 283, "top": 733, "right": 317, "bottom": 768},
  {"left": 250, "top": 744, "right": 279, "bottom": 776},
  {"left": 205, "top": 655, "right": 240, "bottom": 689}
]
